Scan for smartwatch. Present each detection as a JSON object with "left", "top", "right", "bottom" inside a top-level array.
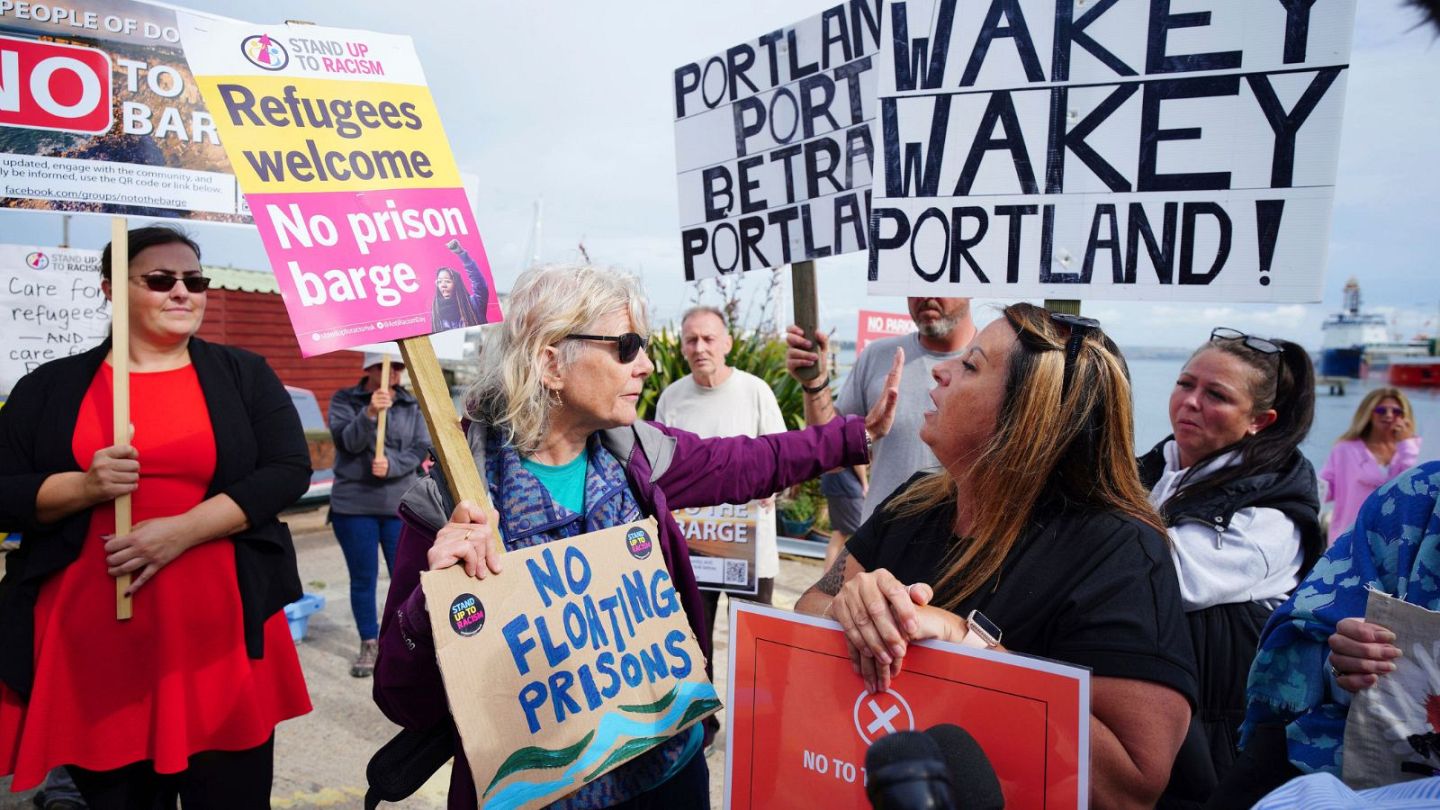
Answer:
[{"left": 960, "top": 609, "right": 1002, "bottom": 649}]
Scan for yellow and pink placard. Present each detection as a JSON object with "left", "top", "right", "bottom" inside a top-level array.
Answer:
[{"left": 176, "top": 12, "right": 499, "bottom": 355}]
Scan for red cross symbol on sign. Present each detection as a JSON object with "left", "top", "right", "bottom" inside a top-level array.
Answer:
[{"left": 852, "top": 688, "right": 915, "bottom": 745}]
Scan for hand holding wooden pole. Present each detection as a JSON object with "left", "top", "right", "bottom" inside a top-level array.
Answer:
[
  {"left": 790, "top": 260, "right": 821, "bottom": 382},
  {"left": 111, "top": 217, "right": 133, "bottom": 621},
  {"left": 375, "top": 355, "right": 391, "bottom": 462}
]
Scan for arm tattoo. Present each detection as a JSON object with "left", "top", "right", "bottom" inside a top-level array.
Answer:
[{"left": 815, "top": 549, "right": 850, "bottom": 596}]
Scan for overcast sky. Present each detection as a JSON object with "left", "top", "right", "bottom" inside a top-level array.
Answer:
[{"left": 2, "top": 0, "right": 1436, "bottom": 348}]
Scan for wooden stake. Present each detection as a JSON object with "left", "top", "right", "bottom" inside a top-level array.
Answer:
[
  {"left": 111, "top": 218, "right": 132, "bottom": 621},
  {"left": 1044, "top": 299, "right": 1081, "bottom": 316},
  {"left": 790, "top": 260, "right": 821, "bottom": 381},
  {"left": 397, "top": 336, "right": 502, "bottom": 543},
  {"left": 375, "top": 355, "right": 390, "bottom": 461}
]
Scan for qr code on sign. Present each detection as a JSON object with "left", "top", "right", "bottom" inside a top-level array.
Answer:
[{"left": 723, "top": 560, "right": 748, "bottom": 587}]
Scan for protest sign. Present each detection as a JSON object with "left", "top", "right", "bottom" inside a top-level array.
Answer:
[
  {"left": 0, "top": 0, "right": 248, "bottom": 220},
  {"left": 674, "top": 0, "right": 881, "bottom": 281},
  {"left": 673, "top": 502, "right": 760, "bottom": 596},
  {"left": 1343, "top": 590, "right": 1440, "bottom": 789},
  {"left": 855, "top": 309, "right": 916, "bottom": 355},
  {"left": 421, "top": 519, "right": 721, "bottom": 810},
  {"left": 0, "top": 244, "right": 107, "bottom": 396},
  {"left": 725, "top": 603, "right": 1088, "bottom": 810},
  {"left": 869, "top": 0, "right": 1357, "bottom": 303},
  {"left": 176, "top": 13, "right": 500, "bottom": 356}
]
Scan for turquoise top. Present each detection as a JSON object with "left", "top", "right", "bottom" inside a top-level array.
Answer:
[{"left": 520, "top": 450, "right": 588, "bottom": 515}]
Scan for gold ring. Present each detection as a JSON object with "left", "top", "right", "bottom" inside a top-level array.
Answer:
[{"left": 1330, "top": 664, "right": 1343, "bottom": 680}]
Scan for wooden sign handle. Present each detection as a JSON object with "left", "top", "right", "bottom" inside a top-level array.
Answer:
[
  {"left": 398, "top": 336, "right": 503, "bottom": 546},
  {"left": 790, "top": 260, "right": 821, "bottom": 382},
  {"left": 375, "top": 355, "right": 390, "bottom": 461},
  {"left": 111, "top": 217, "right": 133, "bottom": 621},
  {"left": 1044, "top": 299, "right": 1081, "bottom": 316}
]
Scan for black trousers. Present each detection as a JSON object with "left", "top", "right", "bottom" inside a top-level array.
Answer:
[{"left": 68, "top": 735, "right": 274, "bottom": 810}]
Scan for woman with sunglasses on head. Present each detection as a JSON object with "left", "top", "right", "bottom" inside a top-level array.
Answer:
[
  {"left": 0, "top": 226, "right": 312, "bottom": 808},
  {"left": 794, "top": 304, "right": 1198, "bottom": 809},
  {"left": 1138, "top": 328, "right": 1323, "bottom": 808},
  {"left": 1319, "top": 388, "right": 1421, "bottom": 547},
  {"left": 374, "top": 264, "right": 882, "bottom": 809}
]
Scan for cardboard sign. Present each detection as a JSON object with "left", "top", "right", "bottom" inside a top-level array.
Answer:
[
  {"left": 673, "top": 0, "right": 882, "bottom": 280},
  {"left": 0, "top": 244, "right": 107, "bottom": 396},
  {"left": 855, "top": 309, "right": 916, "bottom": 355},
  {"left": 176, "top": 13, "right": 501, "bottom": 355},
  {"left": 725, "top": 603, "right": 1088, "bottom": 810},
  {"left": 1343, "top": 590, "right": 1440, "bottom": 789},
  {"left": 869, "top": 0, "right": 1357, "bottom": 303},
  {"left": 421, "top": 519, "right": 721, "bottom": 810},
  {"left": 673, "top": 502, "right": 760, "bottom": 596},
  {"left": 0, "top": 0, "right": 250, "bottom": 220}
]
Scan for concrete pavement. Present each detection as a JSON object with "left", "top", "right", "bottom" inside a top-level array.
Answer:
[{"left": 1, "top": 508, "right": 830, "bottom": 809}]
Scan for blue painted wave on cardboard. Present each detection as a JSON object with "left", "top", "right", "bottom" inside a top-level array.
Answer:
[{"left": 482, "top": 681, "right": 720, "bottom": 810}]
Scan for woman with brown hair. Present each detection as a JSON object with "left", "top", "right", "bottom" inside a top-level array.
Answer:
[{"left": 794, "top": 303, "right": 1196, "bottom": 809}]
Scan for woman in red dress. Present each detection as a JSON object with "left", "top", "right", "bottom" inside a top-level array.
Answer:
[{"left": 0, "top": 226, "right": 312, "bottom": 808}]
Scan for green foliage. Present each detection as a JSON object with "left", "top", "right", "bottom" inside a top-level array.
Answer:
[{"left": 638, "top": 326, "right": 807, "bottom": 430}]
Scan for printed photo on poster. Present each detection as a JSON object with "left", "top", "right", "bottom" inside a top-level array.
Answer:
[
  {"left": 0, "top": 0, "right": 249, "bottom": 220},
  {"left": 673, "top": 502, "right": 760, "bottom": 596}
]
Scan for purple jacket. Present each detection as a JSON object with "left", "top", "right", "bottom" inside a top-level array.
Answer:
[{"left": 373, "top": 415, "right": 868, "bottom": 808}]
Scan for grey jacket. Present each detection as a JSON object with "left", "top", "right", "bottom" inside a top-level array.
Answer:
[{"left": 328, "top": 380, "right": 432, "bottom": 516}]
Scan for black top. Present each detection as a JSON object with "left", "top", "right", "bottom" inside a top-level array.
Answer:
[
  {"left": 847, "top": 475, "right": 1198, "bottom": 708},
  {"left": 0, "top": 338, "right": 310, "bottom": 697}
]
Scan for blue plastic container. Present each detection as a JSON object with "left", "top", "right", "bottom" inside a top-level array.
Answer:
[{"left": 283, "top": 593, "right": 326, "bottom": 642}]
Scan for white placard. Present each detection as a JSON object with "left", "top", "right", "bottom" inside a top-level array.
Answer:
[
  {"left": 869, "top": 0, "right": 1356, "bottom": 303},
  {"left": 673, "top": 0, "right": 882, "bottom": 281},
  {"left": 1, "top": 245, "right": 107, "bottom": 397}
]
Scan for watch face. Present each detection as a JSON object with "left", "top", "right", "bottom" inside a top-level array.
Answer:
[{"left": 968, "top": 610, "right": 1002, "bottom": 644}]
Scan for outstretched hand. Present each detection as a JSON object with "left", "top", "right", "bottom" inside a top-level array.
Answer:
[{"left": 864, "top": 348, "right": 904, "bottom": 443}]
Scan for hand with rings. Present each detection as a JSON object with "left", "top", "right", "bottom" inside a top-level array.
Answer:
[
  {"left": 427, "top": 500, "right": 502, "bottom": 578},
  {"left": 1328, "top": 616, "right": 1400, "bottom": 693}
]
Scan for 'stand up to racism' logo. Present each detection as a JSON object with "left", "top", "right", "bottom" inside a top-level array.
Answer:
[
  {"left": 25, "top": 252, "right": 48, "bottom": 270},
  {"left": 240, "top": 34, "right": 289, "bottom": 71},
  {"left": 449, "top": 594, "right": 485, "bottom": 637},
  {"left": 625, "top": 526, "right": 654, "bottom": 560}
]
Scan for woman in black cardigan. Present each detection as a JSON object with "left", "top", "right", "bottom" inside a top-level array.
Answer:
[{"left": 0, "top": 226, "right": 312, "bottom": 809}]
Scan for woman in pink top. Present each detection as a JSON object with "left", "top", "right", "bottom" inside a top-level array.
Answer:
[{"left": 1319, "top": 387, "right": 1421, "bottom": 545}]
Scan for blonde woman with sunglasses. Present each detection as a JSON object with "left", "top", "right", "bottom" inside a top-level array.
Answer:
[{"left": 1320, "top": 387, "right": 1421, "bottom": 546}]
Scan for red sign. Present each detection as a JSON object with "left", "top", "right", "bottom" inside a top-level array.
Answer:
[
  {"left": 0, "top": 36, "right": 113, "bottom": 134},
  {"left": 856, "top": 309, "right": 916, "bottom": 355},
  {"left": 724, "top": 604, "right": 1088, "bottom": 810}
]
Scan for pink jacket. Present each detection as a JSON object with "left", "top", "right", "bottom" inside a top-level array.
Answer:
[{"left": 1319, "top": 437, "right": 1422, "bottom": 545}]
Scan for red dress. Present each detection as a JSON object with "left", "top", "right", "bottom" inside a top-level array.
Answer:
[{"left": 0, "top": 363, "right": 311, "bottom": 789}]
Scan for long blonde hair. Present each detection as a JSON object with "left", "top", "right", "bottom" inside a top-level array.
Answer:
[
  {"left": 464, "top": 264, "right": 649, "bottom": 455},
  {"left": 1339, "top": 387, "right": 1416, "bottom": 443},
  {"left": 889, "top": 303, "right": 1163, "bottom": 608}
]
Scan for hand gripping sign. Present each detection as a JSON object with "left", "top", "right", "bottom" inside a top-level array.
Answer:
[
  {"left": 422, "top": 519, "right": 720, "bottom": 810},
  {"left": 725, "top": 603, "right": 1088, "bottom": 810}
]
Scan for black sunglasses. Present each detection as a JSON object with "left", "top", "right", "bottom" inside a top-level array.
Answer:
[
  {"left": 1210, "top": 327, "right": 1280, "bottom": 356},
  {"left": 131, "top": 273, "right": 212, "bottom": 293},
  {"left": 1051, "top": 312, "right": 1100, "bottom": 398},
  {"left": 566, "top": 332, "right": 649, "bottom": 363}
]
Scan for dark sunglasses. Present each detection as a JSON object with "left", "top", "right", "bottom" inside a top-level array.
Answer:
[
  {"left": 1210, "top": 327, "right": 1280, "bottom": 356},
  {"left": 566, "top": 332, "right": 649, "bottom": 363},
  {"left": 1374, "top": 405, "right": 1404, "bottom": 418},
  {"left": 1051, "top": 312, "right": 1100, "bottom": 398},
  {"left": 131, "top": 273, "right": 211, "bottom": 293}
]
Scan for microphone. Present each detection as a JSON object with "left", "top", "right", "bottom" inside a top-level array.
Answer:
[
  {"left": 924, "top": 724, "right": 1004, "bottom": 810},
  {"left": 864, "top": 731, "right": 955, "bottom": 810}
]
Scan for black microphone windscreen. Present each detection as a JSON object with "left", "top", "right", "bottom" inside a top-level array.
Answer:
[
  {"left": 925, "top": 724, "right": 1005, "bottom": 810},
  {"left": 865, "top": 730, "right": 943, "bottom": 771},
  {"left": 865, "top": 731, "right": 953, "bottom": 810}
]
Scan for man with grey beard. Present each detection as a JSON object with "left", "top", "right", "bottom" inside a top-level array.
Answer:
[{"left": 786, "top": 297, "right": 975, "bottom": 522}]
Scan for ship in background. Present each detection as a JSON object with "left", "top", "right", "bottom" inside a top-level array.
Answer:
[{"left": 1319, "top": 278, "right": 1434, "bottom": 380}]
